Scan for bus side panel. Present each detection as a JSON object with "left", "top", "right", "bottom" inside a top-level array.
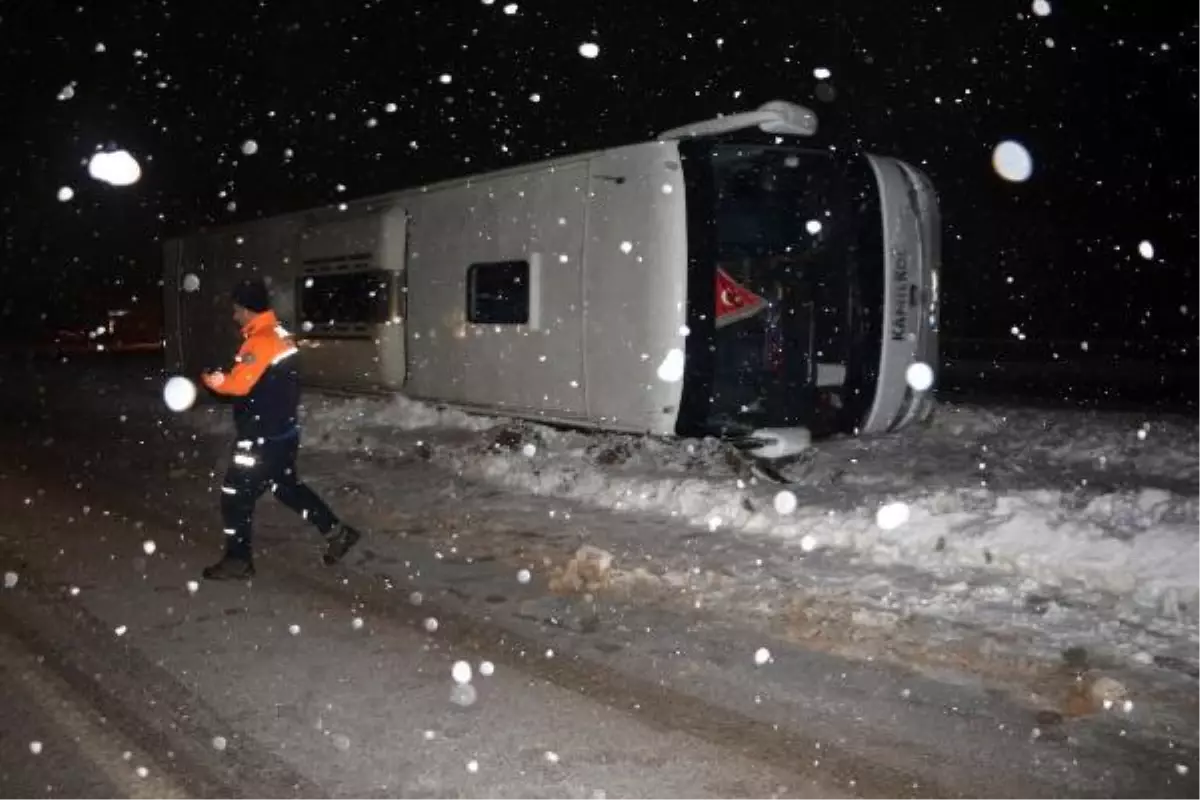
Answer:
[
  {"left": 403, "top": 189, "right": 471, "bottom": 405},
  {"left": 405, "top": 163, "right": 589, "bottom": 420},
  {"left": 516, "top": 162, "right": 589, "bottom": 416},
  {"left": 458, "top": 166, "right": 587, "bottom": 417},
  {"left": 861, "top": 155, "right": 934, "bottom": 434},
  {"left": 582, "top": 143, "right": 687, "bottom": 435},
  {"left": 377, "top": 207, "right": 409, "bottom": 390}
]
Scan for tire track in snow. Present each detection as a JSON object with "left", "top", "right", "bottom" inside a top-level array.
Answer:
[
  {"left": 0, "top": 622, "right": 190, "bottom": 799},
  {"left": 0, "top": 550, "right": 326, "bottom": 799}
]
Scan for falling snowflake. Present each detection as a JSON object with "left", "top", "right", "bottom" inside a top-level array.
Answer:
[
  {"left": 57, "top": 82, "right": 77, "bottom": 101},
  {"left": 423, "top": 617, "right": 439, "bottom": 632},
  {"left": 163, "top": 376, "right": 198, "bottom": 412},
  {"left": 351, "top": 617, "right": 364, "bottom": 630},
  {"left": 773, "top": 490, "right": 798, "bottom": 515},
  {"left": 467, "top": 759, "right": 480, "bottom": 773},
  {"left": 619, "top": 240, "right": 633, "bottom": 254},
  {"left": 754, "top": 647, "right": 772, "bottom": 665},
  {"left": 578, "top": 42, "right": 600, "bottom": 59},
  {"left": 805, "top": 219, "right": 823, "bottom": 235},
  {"left": 521, "top": 443, "right": 537, "bottom": 457},
  {"left": 656, "top": 348, "right": 685, "bottom": 382},
  {"left": 544, "top": 751, "right": 560, "bottom": 764},
  {"left": 452, "top": 660, "right": 473, "bottom": 685},
  {"left": 385, "top": 102, "right": 398, "bottom": 113},
  {"left": 288, "top": 624, "right": 301, "bottom": 636},
  {"left": 661, "top": 183, "right": 674, "bottom": 194},
  {"left": 3, "top": 571, "right": 17, "bottom": 589},
  {"left": 875, "top": 502, "right": 911, "bottom": 531},
  {"left": 115, "top": 625, "right": 128, "bottom": 636},
  {"left": 88, "top": 149, "right": 142, "bottom": 186},
  {"left": 529, "top": 92, "right": 541, "bottom": 103},
  {"left": 57, "top": 186, "right": 75, "bottom": 202},
  {"left": 905, "top": 362, "right": 935, "bottom": 392},
  {"left": 241, "top": 139, "right": 259, "bottom": 156},
  {"left": 503, "top": 3, "right": 518, "bottom": 14},
  {"left": 517, "top": 568, "right": 532, "bottom": 584},
  {"left": 332, "top": 734, "right": 351, "bottom": 751},
  {"left": 29, "top": 741, "right": 43, "bottom": 755},
  {"left": 812, "top": 67, "right": 832, "bottom": 80},
  {"left": 142, "top": 540, "right": 157, "bottom": 555},
  {"left": 186, "top": 580, "right": 199, "bottom": 594},
  {"left": 479, "top": 660, "right": 495, "bottom": 676},
  {"left": 799, "top": 534, "right": 818, "bottom": 552},
  {"left": 439, "top": 73, "right": 452, "bottom": 85},
  {"left": 992, "top": 141, "right": 1033, "bottom": 182},
  {"left": 1031, "top": 0, "right": 1051, "bottom": 16},
  {"left": 181, "top": 273, "right": 201, "bottom": 292},
  {"left": 212, "top": 736, "right": 227, "bottom": 751},
  {"left": 1137, "top": 240, "right": 1155, "bottom": 260}
]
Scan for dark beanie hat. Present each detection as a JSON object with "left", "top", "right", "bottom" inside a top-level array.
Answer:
[{"left": 231, "top": 278, "right": 271, "bottom": 313}]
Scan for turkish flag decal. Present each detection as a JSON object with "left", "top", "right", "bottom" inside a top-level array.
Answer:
[{"left": 715, "top": 267, "right": 767, "bottom": 329}]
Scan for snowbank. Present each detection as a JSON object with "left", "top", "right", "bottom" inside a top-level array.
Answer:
[{"left": 186, "top": 390, "right": 1199, "bottom": 631}]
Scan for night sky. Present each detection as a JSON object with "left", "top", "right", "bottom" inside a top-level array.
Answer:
[{"left": 0, "top": 1, "right": 1195, "bottom": 364}]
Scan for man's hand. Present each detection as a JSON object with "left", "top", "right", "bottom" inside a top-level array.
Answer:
[{"left": 201, "top": 370, "right": 227, "bottom": 390}]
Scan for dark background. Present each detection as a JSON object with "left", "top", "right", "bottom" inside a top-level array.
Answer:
[{"left": 0, "top": 0, "right": 1195, "bottom": 403}]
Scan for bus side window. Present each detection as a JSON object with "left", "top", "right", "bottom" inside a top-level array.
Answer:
[
  {"left": 298, "top": 269, "right": 391, "bottom": 335},
  {"left": 467, "top": 261, "right": 530, "bottom": 325}
]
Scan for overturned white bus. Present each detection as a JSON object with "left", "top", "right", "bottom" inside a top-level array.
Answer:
[{"left": 164, "top": 100, "right": 940, "bottom": 455}]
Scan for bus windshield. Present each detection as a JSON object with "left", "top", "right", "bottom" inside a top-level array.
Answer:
[{"left": 679, "top": 141, "right": 880, "bottom": 438}]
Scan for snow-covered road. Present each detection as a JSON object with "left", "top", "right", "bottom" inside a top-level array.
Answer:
[{"left": 1, "top": 353, "right": 1195, "bottom": 796}]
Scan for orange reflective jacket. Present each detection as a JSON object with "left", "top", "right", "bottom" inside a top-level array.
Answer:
[{"left": 204, "top": 310, "right": 301, "bottom": 438}]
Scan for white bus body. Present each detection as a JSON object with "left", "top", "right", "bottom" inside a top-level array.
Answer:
[{"left": 164, "top": 101, "right": 940, "bottom": 455}]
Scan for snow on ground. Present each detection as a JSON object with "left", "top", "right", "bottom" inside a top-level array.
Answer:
[
  {"left": 4, "top": 356, "right": 1197, "bottom": 762},
  {"left": 311, "top": 398, "right": 1199, "bottom": 606},
  {"left": 178, "top": 383, "right": 1200, "bottom": 671},
  {"left": 10, "top": 355, "right": 1195, "bottom": 673}
]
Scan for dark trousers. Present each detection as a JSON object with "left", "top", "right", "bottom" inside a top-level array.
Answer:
[{"left": 220, "top": 430, "right": 338, "bottom": 560}]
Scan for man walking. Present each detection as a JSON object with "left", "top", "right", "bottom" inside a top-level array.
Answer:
[{"left": 200, "top": 277, "right": 360, "bottom": 580}]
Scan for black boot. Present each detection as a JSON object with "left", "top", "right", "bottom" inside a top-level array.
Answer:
[
  {"left": 323, "top": 525, "right": 361, "bottom": 565},
  {"left": 202, "top": 554, "right": 256, "bottom": 580}
]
